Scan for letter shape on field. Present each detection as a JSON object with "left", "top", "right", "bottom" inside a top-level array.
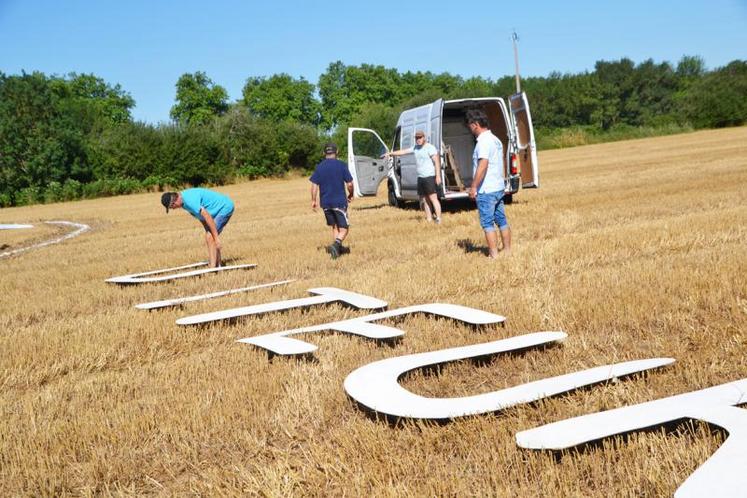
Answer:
[
  {"left": 177, "top": 287, "right": 388, "bottom": 326},
  {"left": 343, "top": 332, "right": 674, "bottom": 419},
  {"left": 106, "top": 261, "right": 256, "bottom": 284},
  {"left": 136, "top": 279, "right": 295, "bottom": 310},
  {"left": 238, "top": 303, "right": 506, "bottom": 355},
  {"left": 516, "top": 379, "right": 747, "bottom": 498}
]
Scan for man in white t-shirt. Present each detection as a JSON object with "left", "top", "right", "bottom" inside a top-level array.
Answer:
[
  {"left": 387, "top": 130, "right": 442, "bottom": 223},
  {"left": 466, "top": 109, "right": 511, "bottom": 257}
]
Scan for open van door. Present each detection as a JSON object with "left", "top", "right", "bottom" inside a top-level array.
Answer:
[
  {"left": 509, "top": 92, "right": 540, "bottom": 188},
  {"left": 347, "top": 128, "right": 390, "bottom": 197}
]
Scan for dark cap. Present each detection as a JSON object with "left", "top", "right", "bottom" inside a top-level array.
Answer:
[
  {"left": 324, "top": 142, "right": 338, "bottom": 154},
  {"left": 161, "top": 192, "right": 177, "bottom": 213}
]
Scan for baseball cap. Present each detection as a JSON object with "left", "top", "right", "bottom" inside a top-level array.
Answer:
[
  {"left": 161, "top": 192, "right": 177, "bottom": 213},
  {"left": 324, "top": 142, "right": 338, "bottom": 154}
]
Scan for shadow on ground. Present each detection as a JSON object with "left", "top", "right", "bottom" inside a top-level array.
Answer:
[{"left": 457, "top": 238, "right": 488, "bottom": 256}]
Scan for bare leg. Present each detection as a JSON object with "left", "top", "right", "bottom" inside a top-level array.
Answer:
[
  {"left": 337, "top": 226, "right": 348, "bottom": 243},
  {"left": 205, "top": 232, "right": 218, "bottom": 267},
  {"left": 484, "top": 230, "right": 499, "bottom": 258},
  {"left": 427, "top": 193, "right": 442, "bottom": 221},
  {"left": 420, "top": 196, "right": 433, "bottom": 221},
  {"left": 499, "top": 227, "right": 512, "bottom": 256}
]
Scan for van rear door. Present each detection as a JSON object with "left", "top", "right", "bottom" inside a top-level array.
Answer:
[
  {"left": 509, "top": 92, "right": 540, "bottom": 188},
  {"left": 347, "top": 128, "right": 390, "bottom": 196}
]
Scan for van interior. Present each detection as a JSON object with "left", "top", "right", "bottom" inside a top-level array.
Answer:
[{"left": 441, "top": 100, "right": 510, "bottom": 193}]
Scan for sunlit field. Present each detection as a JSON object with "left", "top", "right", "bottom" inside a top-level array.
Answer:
[{"left": 1, "top": 127, "right": 746, "bottom": 496}]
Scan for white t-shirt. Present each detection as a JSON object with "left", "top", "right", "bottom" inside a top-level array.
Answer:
[
  {"left": 472, "top": 130, "right": 504, "bottom": 194},
  {"left": 413, "top": 143, "right": 438, "bottom": 178}
]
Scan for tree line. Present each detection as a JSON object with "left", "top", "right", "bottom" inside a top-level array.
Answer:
[{"left": 1, "top": 56, "right": 745, "bottom": 206}]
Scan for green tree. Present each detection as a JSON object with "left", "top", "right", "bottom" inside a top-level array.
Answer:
[
  {"left": 0, "top": 72, "right": 89, "bottom": 205},
  {"left": 242, "top": 74, "right": 320, "bottom": 126},
  {"left": 63, "top": 73, "right": 135, "bottom": 124},
  {"left": 679, "top": 60, "right": 747, "bottom": 128},
  {"left": 170, "top": 71, "right": 229, "bottom": 126},
  {"left": 318, "top": 61, "right": 401, "bottom": 129}
]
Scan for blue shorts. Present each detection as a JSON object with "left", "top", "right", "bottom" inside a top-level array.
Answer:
[
  {"left": 202, "top": 211, "right": 233, "bottom": 234},
  {"left": 476, "top": 191, "right": 509, "bottom": 232},
  {"left": 323, "top": 207, "right": 349, "bottom": 229}
]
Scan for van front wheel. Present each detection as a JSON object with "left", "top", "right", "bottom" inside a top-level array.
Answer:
[{"left": 388, "top": 184, "right": 403, "bottom": 208}]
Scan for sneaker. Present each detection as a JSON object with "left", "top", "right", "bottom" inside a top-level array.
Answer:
[
  {"left": 328, "top": 244, "right": 340, "bottom": 259},
  {"left": 435, "top": 217, "right": 441, "bottom": 225}
]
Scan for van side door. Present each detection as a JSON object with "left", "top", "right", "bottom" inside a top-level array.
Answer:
[
  {"left": 509, "top": 92, "right": 540, "bottom": 188},
  {"left": 347, "top": 128, "right": 390, "bottom": 196},
  {"left": 429, "top": 98, "right": 445, "bottom": 185}
]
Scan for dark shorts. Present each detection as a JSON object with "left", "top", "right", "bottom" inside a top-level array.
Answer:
[
  {"left": 417, "top": 176, "right": 437, "bottom": 196},
  {"left": 201, "top": 211, "right": 233, "bottom": 234},
  {"left": 323, "top": 207, "right": 349, "bottom": 229}
]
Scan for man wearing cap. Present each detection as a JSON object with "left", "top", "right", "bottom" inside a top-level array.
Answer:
[
  {"left": 310, "top": 143, "right": 354, "bottom": 259},
  {"left": 161, "top": 188, "right": 235, "bottom": 267},
  {"left": 386, "top": 130, "right": 442, "bottom": 223},
  {"left": 466, "top": 108, "right": 511, "bottom": 257}
]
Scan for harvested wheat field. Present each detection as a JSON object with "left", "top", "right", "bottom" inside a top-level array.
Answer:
[{"left": 1, "top": 127, "right": 746, "bottom": 497}]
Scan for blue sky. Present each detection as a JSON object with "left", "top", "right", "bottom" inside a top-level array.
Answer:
[{"left": 1, "top": 0, "right": 745, "bottom": 124}]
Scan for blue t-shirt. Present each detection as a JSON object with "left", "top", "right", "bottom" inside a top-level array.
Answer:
[
  {"left": 180, "top": 188, "right": 234, "bottom": 221},
  {"left": 413, "top": 143, "right": 438, "bottom": 178},
  {"left": 309, "top": 159, "right": 353, "bottom": 209},
  {"left": 472, "top": 130, "right": 504, "bottom": 194}
]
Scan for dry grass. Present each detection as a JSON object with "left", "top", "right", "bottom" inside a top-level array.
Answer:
[{"left": 1, "top": 127, "right": 746, "bottom": 497}]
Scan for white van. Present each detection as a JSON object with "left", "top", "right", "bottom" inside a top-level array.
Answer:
[{"left": 347, "top": 93, "right": 539, "bottom": 206}]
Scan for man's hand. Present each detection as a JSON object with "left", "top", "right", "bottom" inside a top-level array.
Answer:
[
  {"left": 469, "top": 187, "right": 477, "bottom": 200},
  {"left": 311, "top": 199, "right": 318, "bottom": 211}
]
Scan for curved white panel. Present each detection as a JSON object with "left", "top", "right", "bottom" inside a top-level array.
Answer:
[
  {"left": 676, "top": 405, "right": 747, "bottom": 498},
  {"left": 1, "top": 221, "right": 90, "bottom": 258},
  {"left": 135, "top": 279, "right": 294, "bottom": 310},
  {"left": 106, "top": 263, "right": 256, "bottom": 284},
  {"left": 177, "top": 288, "right": 388, "bottom": 326},
  {"left": 516, "top": 379, "right": 747, "bottom": 498},
  {"left": 0, "top": 224, "right": 33, "bottom": 229},
  {"left": 238, "top": 303, "right": 507, "bottom": 355},
  {"left": 344, "top": 334, "right": 674, "bottom": 419}
]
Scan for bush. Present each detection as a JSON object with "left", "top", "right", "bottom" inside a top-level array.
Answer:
[
  {"left": 44, "top": 181, "right": 64, "bottom": 203},
  {"left": 15, "top": 186, "right": 43, "bottom": 206}
]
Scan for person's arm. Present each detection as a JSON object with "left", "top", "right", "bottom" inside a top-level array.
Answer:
[
  {"left": 310, "top": 182, "right": 319, "bottom": 211},
  {"left": 431, "top": 151, "right": 442, "bottom": 185},
  {"left": 386, "top": 148, "right": 412, "bottom": 158},
  {"left": 346, "top": 181, "right": 354, "bottom": 202},
  {"left": 200, "top": 208, "right": 221, "bottom": 248},
  {"left": 470, "top": 158, "right": 489, "bottom": 199}
]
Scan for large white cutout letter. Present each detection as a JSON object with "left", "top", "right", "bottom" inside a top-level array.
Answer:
[
  {"left": 177, "top": 288, "right": 388, "bottom": 326},
  {"left": 516, "top": 379, "right": 747, "bottom": 498},
  {"left": 238, "top": 303, "right": 506, "bottom": 356},
  {"left": 343, "top": 333, "right": 673, "bottom": 419},
  {"left": 106, "top": 262, "right": 256, "bottom": 284},
  {"left": 136, "top": 279, "right": 294, "bottom": 310}
]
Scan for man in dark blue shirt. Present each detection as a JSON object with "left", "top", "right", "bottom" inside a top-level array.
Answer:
[{"left": 310, "top": 143, "right": 354, "bottom": 259}]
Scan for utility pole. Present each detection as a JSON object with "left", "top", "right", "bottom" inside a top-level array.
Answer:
[{"left": 512, "top": 31, "right": 521, "bottom": 94}]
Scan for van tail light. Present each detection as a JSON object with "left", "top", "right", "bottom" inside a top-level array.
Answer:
[{"left": 509, "top": 154, "right": 519, "bottom": 175}]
